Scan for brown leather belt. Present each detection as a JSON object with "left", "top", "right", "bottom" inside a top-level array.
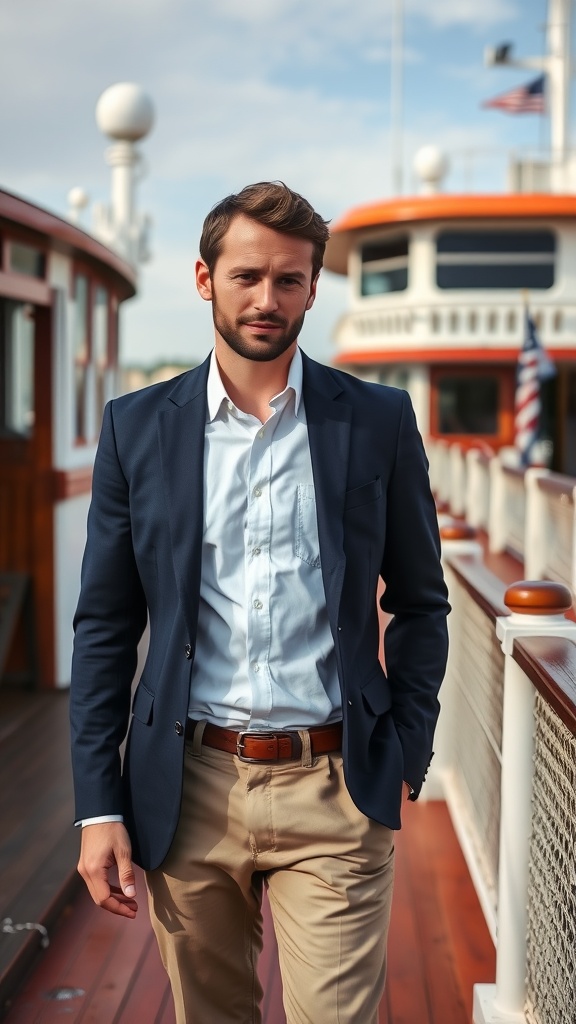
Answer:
[{"left": 186, "top": 720, "right": 342, "bottom": 763}]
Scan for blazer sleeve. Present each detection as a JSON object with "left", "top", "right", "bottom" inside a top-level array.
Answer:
[
  {"left": 70, "top": 400, "right": 148, "bottom": 822},
  {"left": 379, "top": 391, "right": 450, "bottom": 795}
]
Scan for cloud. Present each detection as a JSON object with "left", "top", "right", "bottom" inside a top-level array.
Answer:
[{"left": 408, "top": 0, "right": 518, "bottom": 29}]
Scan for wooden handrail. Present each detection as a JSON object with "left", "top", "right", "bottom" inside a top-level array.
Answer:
[
  {"left": 443, "top": 553, "right": 508, "bottom": 621},
  {"left": 534, "top": 472, "right": 575, "bottom": 500},
  {"left": 501, "top": 464, "right": 525, "bottom": 480},
  {"left": 513, "top": 636, "right": 576, "bottom": 736}
]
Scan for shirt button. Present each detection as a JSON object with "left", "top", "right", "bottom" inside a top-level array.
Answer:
[
  {"left": 227, "top": 400, "right": 234, "bottom": 411},
  {"left": 253, "top": 487, "right": 262, "bottom": 498},
  {"left": 257, "top": 429, "right": 265, "bottom": 439},
  {"left": 253, "top": 599, "right": 263, "bottom": 610},
  {"left": 184, "top": 644, "right": 192, "bottom": 659},
  {"left": 175, "top": 721, "right": 184, "bottom": 735},
  {"left": 253, "top": 662, "right": 260, "bottom": 673},
  {"left": 252, "top": 547, "right": 261, "bottom": 557}
]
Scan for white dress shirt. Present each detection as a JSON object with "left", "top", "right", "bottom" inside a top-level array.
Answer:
[
  {"left": 81, "top": 348, "right": 340, "bottom": 826},
  {"left": 189, "top": 347, "right": 341, "bottom": 729}
]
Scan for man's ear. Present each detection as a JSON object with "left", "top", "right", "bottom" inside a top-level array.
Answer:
[
  {"left": 196, "top": 259, "right": 213, "bottom": 301},
  {"left": 305, "top": 272, "right": 320, "bottom": 311}
]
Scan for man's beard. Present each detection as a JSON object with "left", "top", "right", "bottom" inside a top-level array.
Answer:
[{"left": 212, "top": 298, "right": 306, "bottom": 363}]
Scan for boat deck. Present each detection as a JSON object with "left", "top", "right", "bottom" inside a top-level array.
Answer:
[{"left": 0, "top": 685, "right": 495, "bottom": 1023}]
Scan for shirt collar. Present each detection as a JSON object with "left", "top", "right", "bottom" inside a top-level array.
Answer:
[{"left": 207, "top": 347, "right": 303, "bottom": 422}]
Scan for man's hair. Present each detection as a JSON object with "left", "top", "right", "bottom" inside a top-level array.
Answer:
[{"left": 199, "top": 181, "right": 330, "bottom": 280}]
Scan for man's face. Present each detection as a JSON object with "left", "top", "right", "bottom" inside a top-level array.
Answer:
[{"left": 196, "top": 214, "right": 318, "bottom": 362}]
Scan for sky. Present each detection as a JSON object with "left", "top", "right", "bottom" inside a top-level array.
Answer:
[{"left": 1, "top": 0, "right": 573, "bottom": 368}]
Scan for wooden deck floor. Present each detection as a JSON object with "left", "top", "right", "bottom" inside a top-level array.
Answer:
[{"left": 2, "top": 797, "right": 495, "bottom": 1023}]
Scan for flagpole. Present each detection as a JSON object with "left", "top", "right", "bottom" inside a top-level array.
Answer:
[
  {"left": 390, "top": 0, "right": 404, "bottom": 195},
  {"left": 485, "top": 0, "right": 572, "bottom": 187}
]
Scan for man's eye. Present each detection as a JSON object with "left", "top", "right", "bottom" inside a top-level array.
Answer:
[{"left": 279, "top": 277, "right": 299, "bottom": 286}]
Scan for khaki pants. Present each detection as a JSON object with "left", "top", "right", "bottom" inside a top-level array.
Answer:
[{"left": 146, "top": 729, "right": 395, "bottom": 1024}]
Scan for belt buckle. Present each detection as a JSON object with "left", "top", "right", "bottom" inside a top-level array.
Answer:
[{"left": 236, "top": 730, "right": 292, "bottom": 763}]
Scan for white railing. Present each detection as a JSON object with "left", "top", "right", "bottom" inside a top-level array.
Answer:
[
  {"left": 488, "top": 461, "right": 526, "bottom": 560},
  {"left": 333, "top": 299, "right": 576, "bottom": 350},
  {"left": 466, "top": 448, "right": 492, "bottom": 530},
  {"left": 434, "top": 537, "right": 576, "bottom": 1024},
  {"left": 425, "top": 437, "right": 576, "bottom": 596}
]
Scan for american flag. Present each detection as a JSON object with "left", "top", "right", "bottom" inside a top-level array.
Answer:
[
  {"left": 514, "top": 314, "right": 556, "bottom": 466},
  {"left": 483, "top": 75, "right": 546, "bottom": 114}
]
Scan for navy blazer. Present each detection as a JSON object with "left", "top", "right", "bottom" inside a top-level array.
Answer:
[{"left": 71, "top": 351, "right": 449, "bottom": 870}]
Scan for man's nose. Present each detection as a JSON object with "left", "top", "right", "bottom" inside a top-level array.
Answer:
[{"left": 254, "top": 281, "right": 279, "bottom": 312}]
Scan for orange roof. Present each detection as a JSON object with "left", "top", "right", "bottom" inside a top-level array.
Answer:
[
  {"left": 333, "top": 346, "right": 576, "bottom": 367},
  {"left": 324, "top": 192, "right": 576, "bottom": 275}
]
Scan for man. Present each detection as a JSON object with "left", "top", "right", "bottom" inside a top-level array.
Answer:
[{"left": 71, "top": 181, "right": 449, "bottom": 1024}]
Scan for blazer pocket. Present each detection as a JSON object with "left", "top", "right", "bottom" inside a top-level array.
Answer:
[
  {"left": 360, "top": 670, "right": 392, "bottom": 716},
  {"left": 132, "top": 681, "right": 154, "bottom": 725},
  {"left": 344, "top": 477, "right": 382, "bottom": 511}
]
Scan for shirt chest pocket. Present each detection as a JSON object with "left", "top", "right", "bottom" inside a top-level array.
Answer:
[{"left": 294, "top": 484, "right": 321, "bottom": 568}]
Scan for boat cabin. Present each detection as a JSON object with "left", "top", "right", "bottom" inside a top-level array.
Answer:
[
  {"left": 0, "top": 189, "right": 136, "bottom": 689},
  {"left": 324, "top": 193, "right": 576, "bottom": 475}
]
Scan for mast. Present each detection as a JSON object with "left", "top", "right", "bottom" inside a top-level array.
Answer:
[
  {"left": 547, "top": 0, "right": 571, "bottom": 165},
  {"left": 486, "top": 0, "right": 574, "bottom": 190},
  {"left": 390, "top": 0, "right": 404, "bottom": 195}
]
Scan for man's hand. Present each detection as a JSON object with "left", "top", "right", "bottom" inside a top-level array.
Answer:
[{"left": 78, "top": 822, "right": 138, "bottom": 918}]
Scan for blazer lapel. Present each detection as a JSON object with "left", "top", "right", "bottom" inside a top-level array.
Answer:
[
  {"left": 157, "top": 357, "right": 210, "bottom": 638},
  {"left": 302, "top": 353, "right": 351, "bottom": 624}
]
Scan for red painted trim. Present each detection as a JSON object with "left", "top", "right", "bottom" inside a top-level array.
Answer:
[
  {"left": 0, "top": 189, "right": 136, "bottom": 298},
  {"left": 0, "top": 270, "right": 51, "bottom": 305},
  {"left": 52, "top": 467, "right": 93, "bottom": 500},
  {"left": 334, "top": 347, "right": 576, "bottom": 365}
]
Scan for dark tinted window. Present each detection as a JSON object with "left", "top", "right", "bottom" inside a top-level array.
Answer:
[
  {"left": 361, "top": 238, "right": 409, "bottom": 262},
  {"left": 437, "top": 231, "right": 555, "bottom": 254},
  {"left": 437, "top": 264, "right": 554, "bottom": 289},
  {"left": 360, "top": 235, "right": 409, "bottom": 296},
  {"left": 361, "top": 267, "right": 408, "bottom": 295},
  {"left": 9, "top": 242, "right": 46, "bottom": 278},
  {"left": 437, "top": 376, "right": 499, "bottom": 434},
  {"left": 436, "top": 230, "right": 555, "bottom": 290}
]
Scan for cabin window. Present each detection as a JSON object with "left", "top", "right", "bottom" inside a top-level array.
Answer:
[
  {"left": 436, "top": 375, "right": 499, "bottom": 435},
  {"left": 9, "top": 242, "right": 46, "bottom": 279},
  {"left": 73, "top": 275, "right": 90, "bottom": 442},
  {"left": 436, "top": 230, "right": 555, "bottom": 290},
  {"left": 93, "top": 286, "right": 109, "bottom": 426},
  {"left": 360, "top": 237, "right": 408, "bottom": 296},
  {"left": 0, "top": 301, "right": 35, "bottom": 437}
]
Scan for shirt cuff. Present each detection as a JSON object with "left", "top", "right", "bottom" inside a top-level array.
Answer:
[{"left": 78, "top": 815, "right": 124, "bottom": 828}]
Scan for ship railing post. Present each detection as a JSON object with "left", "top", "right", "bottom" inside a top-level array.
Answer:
[
  {"left": 523, "top": 468, "right": 550, "bottom": 580},
  {"left": 465, "top": 448, "right": 491, "bottom": 529},
  {"left": 449, "top": 443, "right": 467, "bottom": 516},
  {"left": 473, "top": 580, "right": 576, "bottom": 1024},
  {"left": 488, "top": 453, "right": 507, "bottom": 553},
  {"left": 428, "top": 523, "right": 483, "bottom": 797},
  {"left": 572, "top": 483, "right": 576, "bottom": 594}
]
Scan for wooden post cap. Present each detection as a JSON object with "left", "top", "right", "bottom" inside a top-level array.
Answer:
[
  {"left": 439, "top": 522, "right": 477, "bottom": 542},
  {"left": 504, "top": 580, "right": 573, "bottom": 615}
]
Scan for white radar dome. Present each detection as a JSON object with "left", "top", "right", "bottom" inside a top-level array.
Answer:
[
  {"left": 413, "top": 145, "right": 449, "bottom": 192},
  {"left": 68, "top": 187, "right": 90, "bottom": 209},
  {"left": 96, "top": 83, "right": 155, "bottom": 142}
]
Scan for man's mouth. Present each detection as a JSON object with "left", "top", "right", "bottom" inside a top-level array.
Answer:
[{"left": 240, "top": 317, "right": 287, "bottom": 331}]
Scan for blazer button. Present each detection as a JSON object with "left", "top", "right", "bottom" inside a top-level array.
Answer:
[
  {"left": 184, "top": 644, "right": 192, "bottom": 659},
  {"left": 175, "top": 721, "right": 184, "bottom": 736}
]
